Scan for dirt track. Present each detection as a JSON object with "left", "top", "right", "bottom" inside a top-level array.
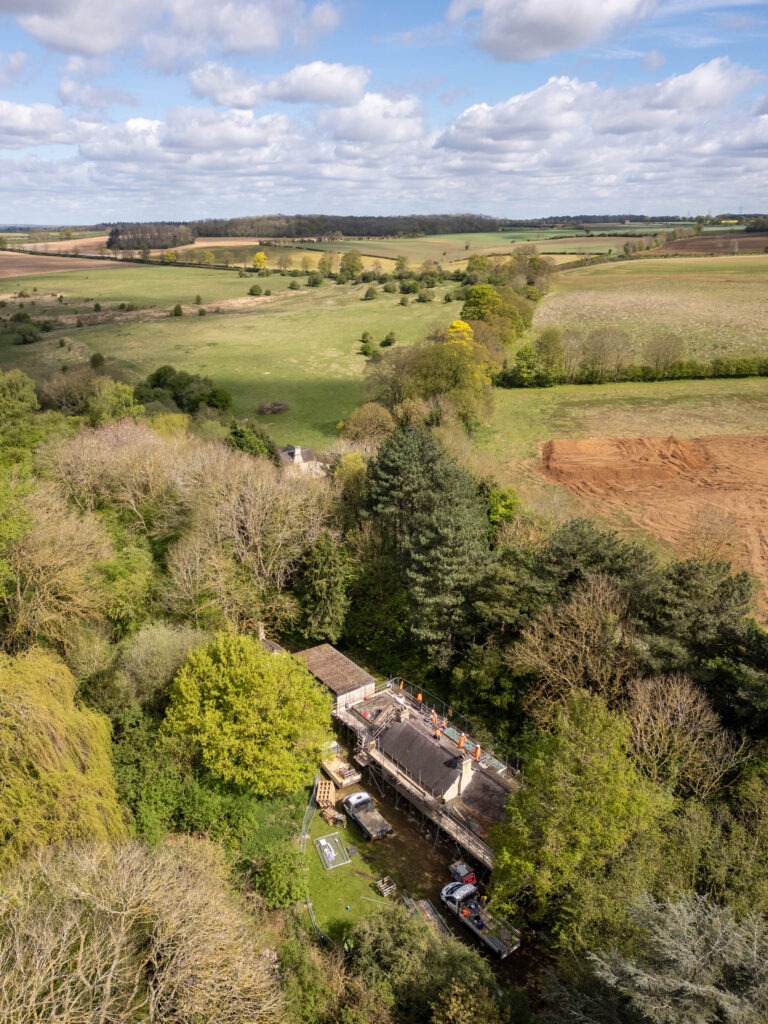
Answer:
[{"left": 540, "top": 436, "right": 768, "bottom": 599}]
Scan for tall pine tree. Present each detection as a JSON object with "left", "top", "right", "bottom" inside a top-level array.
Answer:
[{"left": 365, "top": 427, "right": 490, "bottom": 668}]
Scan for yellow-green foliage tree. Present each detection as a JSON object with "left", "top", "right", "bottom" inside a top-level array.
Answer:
[
  {"left": 253, "top": 250, "right": 268, "bottom": 270},
  {"left": 0, "top": 648, "right": 124, "bottom": 868},
  {"left": 163, "top": 633, "right": 331, "bottom": 794}
]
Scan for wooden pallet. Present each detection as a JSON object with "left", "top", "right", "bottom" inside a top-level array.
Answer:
[
  {"left": 316, "top": 778, "right": 336, "bottom": 810},
  {"left": 375, "top": 876, "right": 397, "bottom": 897},
  {"left": 321, "top": 807, "right": 346, "bottom": 827}
]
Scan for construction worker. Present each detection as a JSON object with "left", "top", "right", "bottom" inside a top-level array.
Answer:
[
  {"left": 473, "top": 744, "right": 482, "bottom": 761},
  {"left": 458, "top": 733, "right": 466, "bottom": 751}
]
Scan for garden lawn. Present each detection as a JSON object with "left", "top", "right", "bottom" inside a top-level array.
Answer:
[{"left": 305, "top": 810, "right": 392, "bottom": 940}]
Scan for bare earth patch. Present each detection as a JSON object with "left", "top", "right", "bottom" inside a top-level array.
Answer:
[
  {"left": 0, "top": 251, "right": 127, "bottom": 278},
  {"left": 540, "top": 436, "right": 768, "bottom": 604}
]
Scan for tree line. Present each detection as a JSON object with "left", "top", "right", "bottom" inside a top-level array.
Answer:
[{"left": 496, "top": 326, "right": 768, "bottom": 388}]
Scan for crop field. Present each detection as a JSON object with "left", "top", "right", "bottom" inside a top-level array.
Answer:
[
  {"left": 655, "top": 232, "right": 768, "bottom": 256},
  {"left": 534, "top": 254, "right": 768, "bottom": 360},
  {"left": 0, "top": 250, "right": 133, "bottom": 278},
  {"left": 535, "top": 235, "right": 656, "bottom": 255},
  {"left": 1, "top": 265, "right": 457, "bottom": 449}
]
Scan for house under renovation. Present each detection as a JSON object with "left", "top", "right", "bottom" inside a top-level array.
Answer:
[{"left": 296, "top": 644, "right": 516, "bottom": 869}]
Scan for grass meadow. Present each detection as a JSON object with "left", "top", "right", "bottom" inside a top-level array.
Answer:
[
  {"left": 1, "top": 265, "right": 458, "bottom": 449},
  {"left": 4, "top": 247, "right": 768, "bottom": 472},
  {"left": 535, "top": 254, "right": 768, "bottom": 361},
  {"left": 0, "top": 264, "right": 282, "bottom": 310}
]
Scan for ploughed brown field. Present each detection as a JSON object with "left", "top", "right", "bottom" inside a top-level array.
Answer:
[
  {"left": 0, "top": 250, "right": 128, "bottom": 278},
  {"left": 540, "top": 436, "right": 768, "bottom": 604},
  {"left": 655, "top": 232, "right": 768, "bottom": 255}
]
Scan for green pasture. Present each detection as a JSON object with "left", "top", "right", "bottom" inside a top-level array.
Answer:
[
  {"left": 1, "top": 274, "right": 457, "bottom": 449},
  {"left": 290, "top": 231, "right": 573, "bottom": 266},
  {"left": 535, "top": 254, "right": 768, "bottom": 361},
  {"left": 476, "top": 376, "right": 768, "bottom": 512},
  {"left": 0, "top": 264, "right": 288, "bottom": 310}
]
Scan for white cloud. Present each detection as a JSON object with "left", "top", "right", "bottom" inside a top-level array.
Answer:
[
  {"left": 190, "top": 60, "right": 369, "bottom": 108},
  {"left": 650, "top": 56, "right": 762, "bottom": 109},
  {"left": 163, "top": 107, "right": 293, "bottom": 152},
  {"left": 439, "top": 77, "right": 597, "bottom": 152},
  {"left": 317, "top": 92, "right": 425, "bottom": 143},
  {"left": 76, "top": 116, "right": 165, "bottom": 161},
  {"left": 0, "top": 0, "right": 341, "bottom": 59},
  {"left": 268, "top": 61, "right": 370, "bottom": 104},
  {"left": 0, "top": 50, "right": 28, "bottom": 88},
  {"left": 58, "top": 77, "right": 136, "bottom": 109},
  {"left": 0, "top": 99, "right": 75, "bottom": 146},
  {"left": 447, "top": 0, "right": 658, "bottom": 60},
  {"left": 17, "top": 0, "right": 157, "bottom": 56},
  {"left": 593, "top": 57, "right": 763, "bottom": 133},
  {"left": 189, "top": 63, "right": 266, "bottom": 107}
]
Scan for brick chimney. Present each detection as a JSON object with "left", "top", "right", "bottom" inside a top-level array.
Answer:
[{"left": 458, "top": 755, "right": 473, "bottom": 795}]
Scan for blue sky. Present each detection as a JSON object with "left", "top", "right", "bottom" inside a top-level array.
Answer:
[{"left": 1, "top": 0, "right": 766, "bottom": 223}]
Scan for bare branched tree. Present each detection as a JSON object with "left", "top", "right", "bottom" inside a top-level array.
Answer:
[
  {"left": 625, "top": 673, "right": 747, "bottom": 798},
  {"left": 512, "top": 574, "right": 639, "bottom": 725},
  {"left": 1, "top": 484, "right": 112, "bottom": 650},
  {"left": 0, "top": 840, "right": 285, "bottom": 1024}
]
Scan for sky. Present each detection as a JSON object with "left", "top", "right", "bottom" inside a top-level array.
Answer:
[{"left": 1, "top": 0, "right": 767, "bottom": 224}]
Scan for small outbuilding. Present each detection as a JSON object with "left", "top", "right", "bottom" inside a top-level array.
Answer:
[
  {"left": 296, "top": 643, "right": 376, "bottom": 709},
  {"left": 279, "top": 445, "right": 325, "bottom": 476}
]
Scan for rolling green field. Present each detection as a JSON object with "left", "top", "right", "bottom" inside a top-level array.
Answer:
[
  {"left": 535, "top": 254, "right": 768, "bottom": 361},
  {"left": 0, "top": 264, "right": 285, "bottom": 310},
  {"left": 1, "top": 265, "right": 458, "bottom": 449},
  {"left": 5, "top": 248, "right": 768, "bottom": 470}
]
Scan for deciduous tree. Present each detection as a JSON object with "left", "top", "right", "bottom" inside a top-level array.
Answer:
[
  {"left": 491, "top": 691, "right": 673, "bottom": 947},
  {"left": 0, "top": 649, "right": 124, "bottom": 867},
  {"left": 0, "top": 839, "right": 284, "bottom": 1023},
  {"left": 163, "top": 632, "right": 331, "bottom": 794}
]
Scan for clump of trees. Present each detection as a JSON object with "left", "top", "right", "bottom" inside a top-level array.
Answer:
[
  {"left": 106, "top": 223, "right": 196, "bottom": 251},
  {"left": 135, "top": 364, "right": 232, "bottom": 413}
]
